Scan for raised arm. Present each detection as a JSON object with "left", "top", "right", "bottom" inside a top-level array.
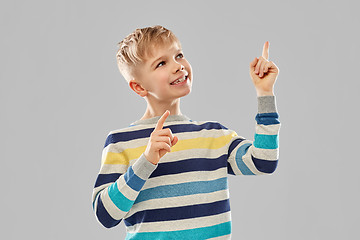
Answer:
[
  {"left": 227, "top": 41, "right": 281, "bottom": 175},
  {"left": 227, "top": 95, "right": 280, "bottom": 175}
]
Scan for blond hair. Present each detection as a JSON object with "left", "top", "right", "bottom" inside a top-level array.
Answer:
[{"left": 116, "top": 25, "right": 181, "bottom": 83}]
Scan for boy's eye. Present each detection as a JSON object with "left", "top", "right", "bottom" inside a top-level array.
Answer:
[
  {"left": 177, "top": 53, "right": 184, "bottom": 58},
  {"left": 156, "top": 53, "right": 184, "bottom": 68},
  {"left": 157, "top": 61, "right": 165, "bottom": 68}
]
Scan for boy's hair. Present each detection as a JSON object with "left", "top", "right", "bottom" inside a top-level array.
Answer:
[{"left": 116, "top": 25, "right": 181, "bottom": 83}]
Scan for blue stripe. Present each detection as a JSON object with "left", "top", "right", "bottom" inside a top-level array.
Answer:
[
  {"left": 227, "top": 138, "right": 246, "bottom": 175},
  {"left": 108, "top": 182, "right": 134, "bottom": 212},
  {"left": 151, "top": 155, "right": 228, "bottom": 177},
  {"left": 94, "top": 173, "right": 121, "bottom": 188},
  {"left": 235, "top": 143, "right": 255, "bottom": 175},
  {"left": 104, "top": 122, "right": 229, "bottom": 148},
  {"left": 255, "top": 112, "right": 280, "bottom": 125},
  {"left": 124, "top": 166, "right": 145, "bottom": 191},
  {"left": 254, "top": 134, "right": 278, "bottom": 149},
  {"left": 134, "top": 177, "right": 228, "bottom": 204},
  {"left": 228, "top": 138, "right": 245, "bottom": 156},
  {"left": 125, "top": 221, "right": 231, "bottom": 240},
  {"left": 227, "top": 162, "right": 235, "bottom": 175},
  {"left": 125, "top": 199, "right": 230, "bottom": 226},
  {"left": 252, "top": 156, "right": 278, "bottom": 173},
  {"left": 96, "top": 195, "right": 122, "bottom": 228}
]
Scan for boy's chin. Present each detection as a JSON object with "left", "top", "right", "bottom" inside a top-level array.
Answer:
[
  {"left": 169, "top": 91, "right": 191, "bottom": 101},
  {"left": 177, "top": 88, "right": 192, "bottom": 98}
]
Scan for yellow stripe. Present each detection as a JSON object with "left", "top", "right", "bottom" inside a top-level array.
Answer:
[
  {"left": 102, "top": 132, "right": 237, "bottom": 165},
  {"left": 102, "top": 145, "right": 147, "bottom": 165}
]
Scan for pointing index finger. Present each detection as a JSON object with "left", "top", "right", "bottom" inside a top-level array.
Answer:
[
  {"left": 262, "top": 41, "right": 269, "bottom": 60},
  {"left": 155, "top": 110, "right": 170, "bottom": 131}
]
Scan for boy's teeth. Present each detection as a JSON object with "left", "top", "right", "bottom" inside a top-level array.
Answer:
[{"left": 171, "top": 76, "right": 186, "bottom": 85}]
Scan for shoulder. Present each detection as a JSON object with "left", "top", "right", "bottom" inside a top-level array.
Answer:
[
  {"left": 182, "top": 120, "right": 234, "bottom": 136},
  {"left": 193, "top": 119, "right": 230, "bottom": 130},
  {"left": 200, "top": 120, "right": 238, "bottom": 137}
]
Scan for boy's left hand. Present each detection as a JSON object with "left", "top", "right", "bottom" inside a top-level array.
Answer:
[{"left": 249, "top": 41, "right": 279, "bottom": 96}]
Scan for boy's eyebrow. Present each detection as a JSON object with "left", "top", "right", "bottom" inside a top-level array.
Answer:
[
  {"left": 150, "top": 56, "right": 163, "bottom": 68},
  {"left": 150, "top": 48, "right": 182, "bottom": 68}
]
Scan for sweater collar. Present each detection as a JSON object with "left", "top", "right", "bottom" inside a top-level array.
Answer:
[{"left": 130, "top": 114, "right": 192, "bottom": 126}]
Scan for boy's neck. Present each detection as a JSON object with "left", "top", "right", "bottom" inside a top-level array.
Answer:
[{"left": 140, "top": 99, "right": 182, "bottom": 120}]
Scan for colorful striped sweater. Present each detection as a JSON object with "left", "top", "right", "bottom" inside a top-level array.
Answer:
[{"left": 92, "top": 95, "right": 281, "bottom": 240}]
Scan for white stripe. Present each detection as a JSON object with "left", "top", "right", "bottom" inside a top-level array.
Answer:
[
  {"left": 101, "top": 146, "right": 110, "bottom": 163},
  {"left": 99, "top": 164, "right": 128, "bottom": 175},
  {"left": 228, "top": 159, "right": 243, "bottom": 175},
  {"left": 127, "top": 210, "right": 231, "bottom": 233},
  {"left": 101, "top": 143, "right": 120, "bottom": 163},
  {"left": 208, "top": 234, "right": 231, "bottom": 240},
  {"left": 255, "top": 123, "right": 280, "bottom": 135},
  {"left": 92, "top": 183, "right": 112, "bottom": 202},
  {"left": 110, "top": 125, "right": 149, "bottom": 134},
  {"left": 116, "top": 175, "right": 138, "bottom": 201},
  {"left": 251, "top": 146, "right": 278, "bottom": 160}
]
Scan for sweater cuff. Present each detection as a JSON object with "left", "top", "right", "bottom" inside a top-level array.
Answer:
[
  {"left": 132, "top": 153, "right": 158, "bottom": 180},
  {"left": 257, "top": 95, "right": 278, "bottom": 113}
]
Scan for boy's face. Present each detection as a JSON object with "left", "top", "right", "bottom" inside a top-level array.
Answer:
[{"left": 131, "top": 42, "right": 192, "bottom": 102}]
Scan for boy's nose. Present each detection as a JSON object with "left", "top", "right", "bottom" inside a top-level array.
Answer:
[{"left": 174, "top": 63, "right": 185, "bottom": 73}]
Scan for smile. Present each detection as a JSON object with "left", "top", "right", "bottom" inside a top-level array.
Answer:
[{"left": 170, "top": 75, "right": 188, "bottom": 85}]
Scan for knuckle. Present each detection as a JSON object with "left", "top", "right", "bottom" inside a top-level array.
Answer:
[{"left": 164, "top": 142, "right": 171, "bottom": 151}]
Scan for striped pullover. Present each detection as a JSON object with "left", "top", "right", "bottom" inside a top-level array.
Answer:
[{"left": 92, "top": 95, "right": 281, "bottom": 240}]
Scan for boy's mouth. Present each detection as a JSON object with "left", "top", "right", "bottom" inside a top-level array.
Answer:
[{"left": 170, "top": 75, "right": 188, "bottom": 85}]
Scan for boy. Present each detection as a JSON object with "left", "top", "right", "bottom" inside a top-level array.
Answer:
[{"left": 92, "top": 25, "right": 280, "bottom": 240}]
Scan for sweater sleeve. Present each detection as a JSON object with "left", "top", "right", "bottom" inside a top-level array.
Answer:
[
  {"left": 227, "top": 95, "right": 281, "bottom": 175},
  {"left": 91, "top": 133, "right": 158, "bottom": 228}
]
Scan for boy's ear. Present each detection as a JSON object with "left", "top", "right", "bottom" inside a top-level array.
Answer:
[{"left": 129, "top": 79, "right": 147, "bottom": 97}]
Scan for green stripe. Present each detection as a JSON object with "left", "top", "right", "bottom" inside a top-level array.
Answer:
[
  {"left": 108, "top": 181, "right": 134, "bottom": 212},
  {"left": 254, "top": 134, "right": 278, "bottom": 149}
]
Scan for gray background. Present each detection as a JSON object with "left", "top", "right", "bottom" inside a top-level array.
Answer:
[{"left": 1, "top": 0, "right": 359, "bottom": 239}]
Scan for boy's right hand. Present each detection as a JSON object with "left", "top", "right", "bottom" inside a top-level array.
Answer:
[{"left": 144, "top": 110, "right": 178, "bottom": 165}]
